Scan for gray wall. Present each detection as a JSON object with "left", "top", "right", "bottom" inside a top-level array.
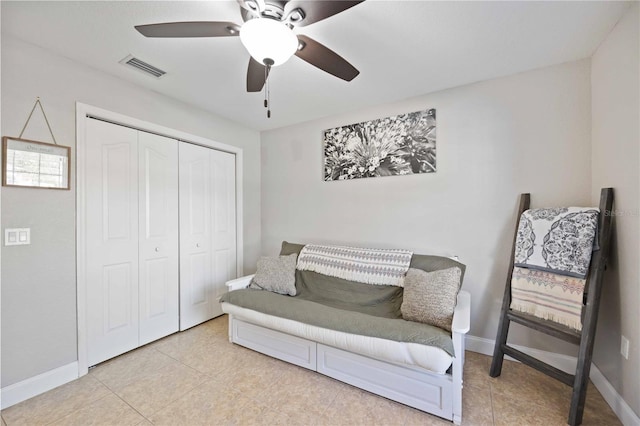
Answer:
[
  {"left": 0, "top": 36, "right": 261, "bottom": 387},
  {"left": 261, "top": 59, "right": 592, "bottom": 355},
  {"left": 591, "top": 3, "right": 640, "bottom": 416}
]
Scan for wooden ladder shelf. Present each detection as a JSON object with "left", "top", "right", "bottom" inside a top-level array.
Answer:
[{"left": 489, "top": 188, "right": 614, "bottom": 426}]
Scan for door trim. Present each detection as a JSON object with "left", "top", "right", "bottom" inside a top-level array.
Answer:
[{"left": 76, "top": 102, "right": 244, "bottom": 376}]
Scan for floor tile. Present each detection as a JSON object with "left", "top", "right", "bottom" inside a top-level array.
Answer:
[
  {"left": 164, "top": 339, "right": 250, "bottom": 377},
  {"left": 89, "top": 346, "right": 176, "bottom": 391},
  {"left": 404, "top": 407, "right": 453, "bottom": 426},
  {"left": 212, "top": 355, "right": 286, "bottom": 398},
  {"left": 489, "top": 358, "right": 570, "bottom": 405},
  {"left": 1, "top": 374, "right": 110, "bottom": 425},
  {"left": 148, "top": 379, "right": 246, "bottom": 425},
  {"left": 255, "top": 364, "right": 346, "bottom": 418},
  {"left": 462, "top": 384, "right": 493, "bottom": 425},
  {"left": 49, "top": 393, "right": 145, "bottom": 426},
  {"left": 150, "top": 320, "right": 227, "bottom": 359},
  {"left": 244, "top": 408, "right": 292, "bottom": 426},
  {"left": 324, "top": 385, "right": 413, "bottom": 426},
  {"left": 225, "top": 402, "right": 268, "bottom": 426},
  {"left": 0, "top": 316, "right": 624, "bottom": 426},
  {"left": 491, "top": 388, "right": 569, "bottom": 426},
  {"left": 114, "top": 362, "right": 206, "bottom": 417},
  {"left": 463, "top": 351, "right": 491, "bottom": 391}
]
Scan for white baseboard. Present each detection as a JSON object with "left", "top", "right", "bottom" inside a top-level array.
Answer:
[
  {"left": 589, "top": 364, "right": 640, "bottom": 426},
  {"left": 466, "top": 335, "right": 639, "bottom": 426},
  {"left": 1, "top": 362, "right": 79, "bottom": 409},
  {"left": 466, "top": 335, "right": 578, "bottom": 373}
]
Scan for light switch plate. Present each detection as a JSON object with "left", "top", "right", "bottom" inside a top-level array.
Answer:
[
  {"left": 621, "top": 335, "right": 630, "bottom": 360},
  {"left": 5, "top": 228, "right": 30, "bottom": 246}
]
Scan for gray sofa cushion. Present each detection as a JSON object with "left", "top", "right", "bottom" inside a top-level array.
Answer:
[
  {"left": 249, "top": 253, "right": 298, "bottom": 296},
  {"left": 401, "top": 267, "right": 463, "bottom": 332},
  {"left": 220, "top": 288, "right": 454, "bottom": 356}
]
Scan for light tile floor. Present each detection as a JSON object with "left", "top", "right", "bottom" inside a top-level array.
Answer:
[{"left": 2, "top": 315, "right": 621, "bottom": 425}]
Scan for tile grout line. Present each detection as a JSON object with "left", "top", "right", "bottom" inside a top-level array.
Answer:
[
  {"left": 112, "top": 390, "right": 153, "bottom": 424},
  {"left": 4, "top": 375, "right": 116, "bottom": 426},
  {"left": 143, "top": 375, "right": 235, "bottom": 423},
  {"left": 140, "top": 377, "right": 209, "bottom": 421},
  {"left": 488, "top": 379, "right": 496, "bottom": 426},
  {"left": 89, "top": 347, "right": 209, "bottom": 423},
  {"left": 116, "top": 357, "right": 210, "bottom": 422},
  {"left": 42, "top": 392, "right": 115, "bottom": 426}
]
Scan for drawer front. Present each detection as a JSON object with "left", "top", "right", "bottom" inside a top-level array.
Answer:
[
  {"left": 232, "top": 319, "right": 316, "bottom": 370},
  {"left": 317, "top": 344, "right": 452, "bottom": 419}
]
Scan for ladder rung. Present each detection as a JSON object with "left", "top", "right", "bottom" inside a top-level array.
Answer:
[
  {"left": 501, "top": 344, "right": 575, "bottom": 386},
  {"left": 507, "top": 310, "right": 581, "bottom": 345}
]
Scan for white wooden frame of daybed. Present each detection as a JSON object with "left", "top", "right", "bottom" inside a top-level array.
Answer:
[{"left": 223, "top": 275, "right": 471, "bottom": 425}]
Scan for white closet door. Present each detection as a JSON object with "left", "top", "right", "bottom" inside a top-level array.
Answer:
[
  {"left": 86, "top": 119, "right": 139, "bottom": 366},
  {"left": 179, "top": 143, "right": 237, "bottom": 329},
  {"left": 211, "top": 149, "right": 237, "bottom": 317},
  {"left": 179, "top": 143, "right": 213, "bottom": 330},
  {"left": 138, "top": 132, "right": 179, "bottom": 345}
]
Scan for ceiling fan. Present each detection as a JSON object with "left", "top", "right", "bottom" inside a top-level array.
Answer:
[{"left": 135, "top": 0, "right": 365, "bottom": 96}]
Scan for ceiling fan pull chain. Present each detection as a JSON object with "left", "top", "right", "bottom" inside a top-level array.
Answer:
[
  {"left": 264, "top": 64, "right": 268, "bottom": 109},
  {"left": 267, "top": 70, "right": 271, "bottom": 118},
  {"left": 263, "top": 62, "right": 271, "bottom": 118}
]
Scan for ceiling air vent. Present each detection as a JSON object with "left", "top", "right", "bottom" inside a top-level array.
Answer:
[{"left": 119, "top": 55, "right": 166, "bottom": 78}]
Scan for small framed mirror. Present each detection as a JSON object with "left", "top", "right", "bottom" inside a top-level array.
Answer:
[{"left": 2, "top": 137, "right": 70, "bottom": 190}]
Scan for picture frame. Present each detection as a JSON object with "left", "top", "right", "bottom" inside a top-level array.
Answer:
[
  {"left": 2, "top": 136, "right": 71, "bottom": 190},
  {"left": 323, "top": 108, "right": 436, "bottom": 181}
]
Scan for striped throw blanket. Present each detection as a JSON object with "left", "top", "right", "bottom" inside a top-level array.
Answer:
[
  {"left": 297, "top": 244, "right": 413, "bottom": 287},
  {"left": 510, "top": 266, "right": 585, "bottom": 331}
]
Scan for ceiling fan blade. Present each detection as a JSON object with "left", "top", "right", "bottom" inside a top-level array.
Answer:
[
  {"left": 247, "top": 57, "right": 269, "bottom": 92},
  {"left": 284, "top": 1, "right": 365, "bottom": 27},
  {"left": 240, "top": 7, "right": 253, "bottom": 22},
  {"left": 295, "top": 35, "right": 359, "bottom": 81},
  {"left": 135, "top": 21, "right": 240, "bottom": 38}
]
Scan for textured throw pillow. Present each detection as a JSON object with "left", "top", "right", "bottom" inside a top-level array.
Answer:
[
  {"left": 401, "top": 267, "right": 462, "bottom": 332},
  {"left": 249, "top": 253, "right": 298, "bottom": 296}
]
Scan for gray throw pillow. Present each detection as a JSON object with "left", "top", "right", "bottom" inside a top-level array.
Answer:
[
  {"left": 249, "top": 253, "right": 298, "bottom": 296},
  {"left": 401, "top": 267, "right": 462, "bottom": 332}
]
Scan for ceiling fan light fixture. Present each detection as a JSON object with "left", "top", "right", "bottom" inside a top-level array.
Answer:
[{"left": 240, "top": 18, "right": 298, "bottom": 66}]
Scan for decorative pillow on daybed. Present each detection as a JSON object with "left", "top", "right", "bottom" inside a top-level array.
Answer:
[
  {"left": 249, "top": 253, "right": 298, "bottom": 296},
  {"left": 401, "top": 267, "right": 462, "bottom": 332}
]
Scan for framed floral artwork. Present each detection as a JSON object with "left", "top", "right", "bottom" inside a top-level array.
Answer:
[{"left": 323, "top": 108, "right": 436, "bottom": 181}]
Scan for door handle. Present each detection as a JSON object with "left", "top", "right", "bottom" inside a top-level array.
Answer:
[{"left": 155, "top": 247, "right": 160, "bottom": 252}]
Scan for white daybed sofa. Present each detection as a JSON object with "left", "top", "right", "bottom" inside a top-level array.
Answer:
[{"left": 220, "top": 242, "right": 471, "bottom": 424}]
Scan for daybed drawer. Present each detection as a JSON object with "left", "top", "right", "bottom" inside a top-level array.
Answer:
[
  {"left": 232, "top": 319, "right": 317, "bottom": 370},
  {"left": 317, "top": 344, "right": 453, "bottom": 420}
]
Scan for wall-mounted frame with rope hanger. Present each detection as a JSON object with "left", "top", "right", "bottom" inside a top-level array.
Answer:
[{"left": 2, "top": 97, "right": 70, "bottom": 190}]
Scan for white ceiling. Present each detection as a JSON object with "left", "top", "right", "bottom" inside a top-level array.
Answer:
[{"left": 1, "top": 1, "right": 631, "bottom": 131}]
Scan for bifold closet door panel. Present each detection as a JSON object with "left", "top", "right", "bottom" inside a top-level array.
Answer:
[
  {"left": 211, "top": 149, "right": 237, "bottom": 310},
  {"left": 179, "top": 143, "right": 213, "bottom": 330},
  {"left": 85, "top": 119, "right": 140, "bottom": 366},
  {"left": 138, "top": 132, "right": 179, "bottom": 345},
  {"left": 179, "top": 144, "right": 237, "bottom": 329}
]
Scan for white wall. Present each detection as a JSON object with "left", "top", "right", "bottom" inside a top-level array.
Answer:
[
  {"left": 0, "top": 36, "right": 261, "bottom": 387},
  {"left": 261, "top": 59, "right": 593, "bottom": 356},
  {"left": 591, "top": 3, "right": 640, "bottom": 416}
]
